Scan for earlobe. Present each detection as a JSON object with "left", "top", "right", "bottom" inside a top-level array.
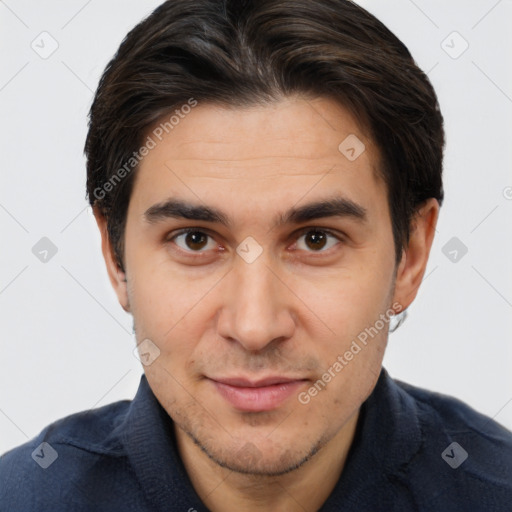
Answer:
[
  {"left": 392, "top": 198, "right": 439, "bottom": 311},
  {"left": 93, "top": 207, "right": 131, "bottom": 313}
]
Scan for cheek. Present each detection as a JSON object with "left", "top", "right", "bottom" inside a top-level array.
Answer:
[
  {"left": 126, "top": 241, "right": 213, "bottom": 331},
  {"left": 292, "top": 261, "right": 393, "bottom": 413},
  {"left": 298, "top": 261, "right": 393, "bottom": 345},
  {"left": 297, "top": 280, "right": 390, "bottom": 423},
  {"left": 127, "top": 255, "right": 224, "bottom": 378}
]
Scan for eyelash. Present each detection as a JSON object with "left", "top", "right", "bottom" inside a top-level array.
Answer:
[{"left": 166, "top": 227, "right": 344, "bottom": 257}]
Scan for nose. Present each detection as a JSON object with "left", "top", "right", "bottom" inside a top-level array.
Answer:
[{"left": 216, "top": 254, "right": 296, "bottom": 352}]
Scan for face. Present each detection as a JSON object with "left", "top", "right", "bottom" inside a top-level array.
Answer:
[{"left": 100, "top": 96, "right": 429, "bottom": 476}]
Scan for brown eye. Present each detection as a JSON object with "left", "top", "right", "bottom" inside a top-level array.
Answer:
[
  {"left": 305, "top": 231, "right": 327, "bottom": 250},
  {"left": 296, "top": 230, "right": 339, "bottom": 252},
  {"left": 186, "top": 232, "right": 208, "bottom": 250},
  {"left": 173, "top": 231, "right": 216, "bottom": 252}
]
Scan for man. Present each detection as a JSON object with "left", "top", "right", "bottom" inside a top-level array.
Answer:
[{"left": 1, "top": 0, "right": 511, "bottom": 510}]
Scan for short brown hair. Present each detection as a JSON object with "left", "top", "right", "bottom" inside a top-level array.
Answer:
[{"left": 85, "top": 0, "right": 444, "bottom": 270}]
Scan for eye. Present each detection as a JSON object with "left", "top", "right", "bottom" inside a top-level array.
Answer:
[
  {"left": 295, "top": 229, "right": 341, "bottom": 252},
  {"left": 172, "top": 229, "right": 218, "bottom": 252}
]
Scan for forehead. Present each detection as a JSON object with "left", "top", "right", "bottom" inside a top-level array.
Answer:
[{"left": 130, "top": 96, "right": 386, "bottom": 222}]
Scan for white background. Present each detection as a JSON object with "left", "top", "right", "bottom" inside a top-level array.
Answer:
[{"left": 1, "top": 0, "right": 511, "bottom": 455}]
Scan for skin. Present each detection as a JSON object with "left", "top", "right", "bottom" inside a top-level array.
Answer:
[{"left": 95, "top": 96, "right": 438, "bottom": 511}]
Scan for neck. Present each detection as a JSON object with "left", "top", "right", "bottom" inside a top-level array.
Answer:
[{"left": 175, "top": 410, "right": 360, "bottom": 512}]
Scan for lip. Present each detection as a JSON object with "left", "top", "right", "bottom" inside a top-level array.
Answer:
[{"left": 209, "top": 376, "right": 307, "bottom": 412}]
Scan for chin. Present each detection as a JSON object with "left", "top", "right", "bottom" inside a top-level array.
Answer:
[{"left": 185, "top": 424, "right": 324, "bottom": 477}]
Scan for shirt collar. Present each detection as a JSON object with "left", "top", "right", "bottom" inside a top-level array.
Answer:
[
  {"left": 120, "top": 367, "right": 422, "bottom": 511},
  {"left": 320, "top": 367, "right": 423, "bottom": 510},
  {"left": 120, "top": 375, "right": 206, "bottom": 511}
]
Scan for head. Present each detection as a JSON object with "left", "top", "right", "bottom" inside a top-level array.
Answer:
[{"left": 86, "top": 0, "right": 443, "bottom": 476}]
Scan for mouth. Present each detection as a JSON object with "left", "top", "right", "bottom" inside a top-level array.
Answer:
[{"left": 208, "top": 376, "right": 308, "bottom": 412}]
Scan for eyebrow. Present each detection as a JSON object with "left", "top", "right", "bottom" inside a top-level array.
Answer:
[{"left": 143, "top": 196, "right": 367, "bottom": 227}]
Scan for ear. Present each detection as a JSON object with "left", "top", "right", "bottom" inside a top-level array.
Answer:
[
  {"left": 392, "top": 198, "right": 439, "bottom": 312},
  {"left": 93, "top": 207, "right": 131, "bottom": 312}
]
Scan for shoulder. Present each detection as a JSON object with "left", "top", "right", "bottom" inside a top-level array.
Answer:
[
  {"left": 1, "top": 398, "right": 131, "bottom": 460},
  {"left": 392, "top": 376, "right": 512, "bottom": 509},
  {"left": 397, "top": 377, "right": 512, "bottom": 452},
  {"left": 0, "top": 399, "right": 139, "bottom": 511}
]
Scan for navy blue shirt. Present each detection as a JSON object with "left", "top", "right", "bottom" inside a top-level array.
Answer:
[{"left": 1, "top": 367, "right": 511, "bottom": 511}]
